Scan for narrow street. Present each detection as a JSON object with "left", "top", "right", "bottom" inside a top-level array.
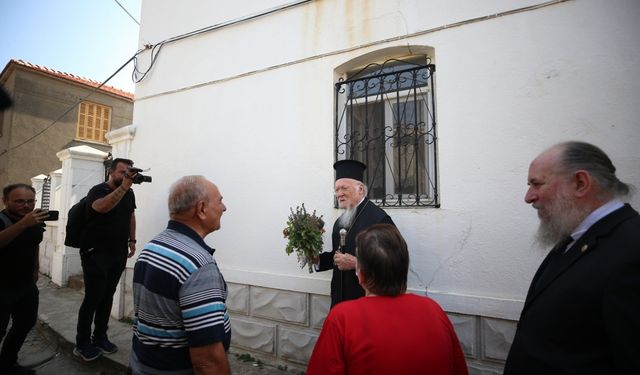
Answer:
[
  {"left": 17, "top": 324, "right": 117, "bottom": 374},
  {"left": 3, "top": 276, "right": 302, "bottom": 375},
  {"left": 11, "top": 321, "right": 299, "bottom": 375}
]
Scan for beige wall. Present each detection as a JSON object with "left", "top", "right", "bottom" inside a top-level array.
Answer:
[{"left": 0, "top": 66, "right": 133, "bottom": 198}]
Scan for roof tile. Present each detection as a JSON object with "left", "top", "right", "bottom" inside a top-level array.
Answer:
[{"left": 6, "top": 59, "right": 133, "bottom": 100}]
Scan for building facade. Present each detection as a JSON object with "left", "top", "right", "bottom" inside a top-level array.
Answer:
[
  {"left": 126, "top": 0, "right": 640, "bottom": 372},
  {"left": 0, "top": 59, "right": 133, "bottom": 191}
]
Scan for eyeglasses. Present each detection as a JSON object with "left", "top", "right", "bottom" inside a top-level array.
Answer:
[{"left": 12, "top": 199, "right": 36, "bottom": 206}]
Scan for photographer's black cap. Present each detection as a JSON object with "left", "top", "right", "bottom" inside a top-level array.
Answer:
[{"left": 334, "top": 160, "right": 366, "bottom": 182}]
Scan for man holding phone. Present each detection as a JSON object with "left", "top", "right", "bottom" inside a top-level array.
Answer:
[{"left": 0, "top": 183, "right": 48, "bottom": 375}]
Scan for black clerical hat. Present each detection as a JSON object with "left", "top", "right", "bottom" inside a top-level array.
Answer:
[{"left": 334, "top": 160, "right": 366, "bottom": 182}]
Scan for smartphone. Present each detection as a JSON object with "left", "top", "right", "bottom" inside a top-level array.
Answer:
[{"left": 44, "top": 210, "right": 59, "bottom": 221}]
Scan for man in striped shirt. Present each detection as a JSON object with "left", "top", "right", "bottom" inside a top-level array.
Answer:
[{"left": 130, "top": 175, "right": 230, "bottom": 375}]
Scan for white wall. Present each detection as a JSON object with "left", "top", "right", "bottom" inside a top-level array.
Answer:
[{"left": 132, "top": 0, "right": 640, "bottom": 319}]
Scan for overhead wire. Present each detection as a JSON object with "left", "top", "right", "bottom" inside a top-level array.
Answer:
[
  {"left": 2, "top": 0, "right": 311, "bottom": 156},
  {"left": 0, "top": 49, "right": 146, "bottom": 158},
  {"left": 131, "top": 0, "right": 312, "bottom": 83},
  {"left": 1, "top": 0, "right": 145, "bottom": 157},
  {"left": 113, "top": 0, "right": 140, "bottom": 25}
]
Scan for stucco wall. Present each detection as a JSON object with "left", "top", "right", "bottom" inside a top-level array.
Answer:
[{"left": 130, "top": 0, "right": 640, "bottom": 321}]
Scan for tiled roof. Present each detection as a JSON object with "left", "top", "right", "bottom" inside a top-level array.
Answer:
[{"left": 1, "top": 59, "right": 134, "bottom": 100}]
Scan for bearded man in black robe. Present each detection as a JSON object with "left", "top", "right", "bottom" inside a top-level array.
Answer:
[{"left": 317, "top": 160, "right": 395, "bottom": 307}]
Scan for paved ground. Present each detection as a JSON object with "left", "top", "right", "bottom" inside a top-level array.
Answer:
[
  {"left": 18, "top": 324, "right": 103, "bottom": 374},
  {"left": 6, "top": 276, "right": 301, "bottom": 374}
]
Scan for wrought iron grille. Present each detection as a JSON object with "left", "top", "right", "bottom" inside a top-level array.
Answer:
[
  {"left": 335, "top": 58, "right": 438, "bottom": 207},
  {"left": 103, "top": 153, "right": 113, "bottom": 182},
  {"left": 41, "top": 175, "right": 51, "bottom": 210}
]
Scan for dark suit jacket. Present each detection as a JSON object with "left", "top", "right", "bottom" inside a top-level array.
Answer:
[
  {"left": 318, "top": 198, "right": 394, "bottom": 307},
  {"left": 504, "top": 204, "right": 640, "bottom": 375}
]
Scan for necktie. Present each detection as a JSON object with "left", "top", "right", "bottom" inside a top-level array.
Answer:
[{"left": 552, "top": 235, "right": 574, "bottom": 254}]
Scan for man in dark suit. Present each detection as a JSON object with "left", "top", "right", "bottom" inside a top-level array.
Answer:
[
  {"left": 317, "top": 160, "right": 394, "bottom": 307},
  {"left": 504, "top": 141, "right": 640, "bottom": 374}
]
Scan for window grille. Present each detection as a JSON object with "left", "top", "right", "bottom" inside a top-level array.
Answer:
[
  {"left": 335, "top": 58, "right": 438, "bottom": 207},
  {"left": 103, "top": 153, "right": 113, "bottom": 182},
  {"left": 76, "top": 101, "right": 111, "bottom": 143},
  {"left": 41, "top": 175, "right": 51, "bottom": 210}
]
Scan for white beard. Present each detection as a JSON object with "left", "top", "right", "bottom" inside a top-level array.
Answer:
[
  {"left": 338, "top": 206, "right": 358, "bottom": 228},
  {"left": 535, "top": 190, "right": 590, "bottom": 249}
]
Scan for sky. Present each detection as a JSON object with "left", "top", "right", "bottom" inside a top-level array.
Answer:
[{"left": 0, "top": 0, "right": 141, "bottom": 93}]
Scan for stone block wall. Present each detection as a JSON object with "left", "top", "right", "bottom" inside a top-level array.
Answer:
[
  {"left": 227, "top": 283, "right": 328, "bottom": 371},
  {"left": 227, "top": 282, "right": 516, "bottom": 374},
  {"left": 448, "top": 313, "right": 517, "bottom": 374},
  {"left": 39, "top": 222, "right": 58, "bottom": 277}
]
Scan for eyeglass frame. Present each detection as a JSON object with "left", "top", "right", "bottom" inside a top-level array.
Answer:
[{"left": 11, "top": 199, "right": 37, "bottom": 206}]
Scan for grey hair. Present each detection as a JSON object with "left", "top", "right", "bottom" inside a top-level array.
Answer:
[
  {"left": 557, "top": 141, "right": 631, "bottom": 198},
  {"left": 168, "top": 175, "right": 209, "bottom": 214},
  {"left": 359, "top": 181, "right": 368, "bottom": 197}
]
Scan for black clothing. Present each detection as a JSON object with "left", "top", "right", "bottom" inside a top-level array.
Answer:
[
  {"left": 76, "top": 251, "right": 127, "bottom": 346},
  {"left": 0, "top": 284, "right": 38, "bottom": 369},
  {"left": 0, "top": 211, "right": 43, "bottom": 368},
  {"left": 82, "top": 182, "right": 135, "bottom": 255},
  {"left": 0, "top": 211, "right": 44, "bottom": 288},
  {"left": 318, "top": 199, "right": 394, "bottom": 307},
  {"left": 504, "top": 205, "right": 640, "bottom": 374},
  {"left": 76, "top": 182, "right": 135, "bottom": 347}
]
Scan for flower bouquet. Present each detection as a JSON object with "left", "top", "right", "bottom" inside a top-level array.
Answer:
[{"left": 283, "top": 204, "right": 325, "bottom": 273}]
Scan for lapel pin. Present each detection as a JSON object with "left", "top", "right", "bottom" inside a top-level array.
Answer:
[{"left": 581, "top": 244, "right": 589, "bottom": 253}]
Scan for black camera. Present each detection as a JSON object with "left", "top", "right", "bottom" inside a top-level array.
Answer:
[{"left": 129, "top": 167, "right": 152, "bottom": 184}]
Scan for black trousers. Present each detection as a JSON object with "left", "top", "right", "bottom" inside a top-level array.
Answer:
[
  {"left": 76, "top": 251, "right": 126, "bottom": 346},
  {"left": 0, "top": 283, "right": 39, "bottom": 367}
]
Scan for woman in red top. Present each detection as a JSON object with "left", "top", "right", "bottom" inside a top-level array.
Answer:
[{"left": 307, "top": 224, "right": 468, "bottom": 375}]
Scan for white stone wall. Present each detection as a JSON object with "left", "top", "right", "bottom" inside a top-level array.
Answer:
[
  {"left": 227, "top": 281, "right": 514, "bottom": 373},
  {"left": 35, "top": 146, "right": 109, "bottom": 286},
  {"left": 227, "top": 282, "right": 328, "bottom": 369},
  {"left": 130, "top": 0, "right": 640, "bottom": 370}
]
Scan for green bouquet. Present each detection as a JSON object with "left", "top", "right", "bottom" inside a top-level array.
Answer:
[{"left": 283, "top": 204, "right": 325, "bottom": 273}]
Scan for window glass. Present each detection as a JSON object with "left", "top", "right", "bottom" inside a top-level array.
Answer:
[{"left": 335, "top": 57, "right": 438, "bottom": 207}]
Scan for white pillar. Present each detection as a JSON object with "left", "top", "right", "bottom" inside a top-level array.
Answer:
[
  {"left": 32, "top": 173, "right": 52, "bottom": 276},
  {"left": 49, "top": 169, "right": 62, "bottom": 211},
  {"left": 106, "top": 124, "right": 136, "bottom": 159},
  {"left": 30, "top": 174, "right": 47, "bottom": 209},
  {"left": 105, "top": 124, "right": 136, "bottom": 319},
  {"left": 49, "top": 146, "right": 108, "bottom": 286}
]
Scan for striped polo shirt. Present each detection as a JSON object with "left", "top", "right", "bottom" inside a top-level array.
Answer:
[{"left": 131, "top": 220, "right": 231, "bottom": 372}]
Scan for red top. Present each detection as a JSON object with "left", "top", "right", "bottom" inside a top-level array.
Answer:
[{"left": 307, "top": 293, "right": 468, "bottom": 375}]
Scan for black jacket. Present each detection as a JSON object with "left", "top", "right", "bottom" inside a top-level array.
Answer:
[
  {"left": 505, "top": 204, "right": 640, "bottom": 374},
  {"left": 318, "top": 198, "right": 394, "bottom": 307},
  {"left": 0, "top": 210, "right": 44, "bottom": 288}
]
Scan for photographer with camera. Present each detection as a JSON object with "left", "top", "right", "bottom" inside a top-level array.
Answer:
[
  {"left": 0, "top": 183, "right": 48, "bottom": 374},
  {"left": 74, "top": 158, "right": 146, "bottom": 362}
]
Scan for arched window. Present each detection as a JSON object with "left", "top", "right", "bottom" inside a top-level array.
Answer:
[{"left": 335, "top": 55, "right": 438, "bottom": 207}]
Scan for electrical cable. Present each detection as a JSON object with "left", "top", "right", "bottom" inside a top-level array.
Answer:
[
  {"left": 0, "top": 49, "right": 146, "bottom": 158},
  {"left": 113, "top": 0, "right": 140, "bottom": 25},
  {"left": 2, "top": 1, "right": 311, "bottom": 156},
  {"left": 131, "top": 0, "right": 312, "bottom": 83}
]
